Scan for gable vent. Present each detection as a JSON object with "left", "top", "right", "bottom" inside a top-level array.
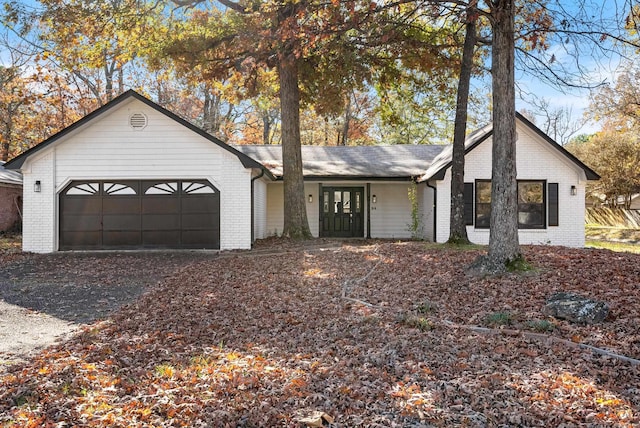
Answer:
[{"left": 129, "top": 112, "right": 148, "bottom": 130}]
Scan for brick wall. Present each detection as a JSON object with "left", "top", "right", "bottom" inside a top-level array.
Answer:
[
  {"left": 0, "top": 185, "right": 21, "bottom": 231},
  {"left": 434, "top": 123, "right": 588, "bottom": 247}
]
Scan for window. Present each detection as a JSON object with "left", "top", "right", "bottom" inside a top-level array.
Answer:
[{"left": 474, "top": 180, "right": 546, "bottom": 229}]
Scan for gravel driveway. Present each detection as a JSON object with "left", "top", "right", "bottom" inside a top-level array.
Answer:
[{"left": 0, "top": 250, "right": 218, "bottom": 367}]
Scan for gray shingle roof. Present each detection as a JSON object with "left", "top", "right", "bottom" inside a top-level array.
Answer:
[
  {"left": 234, "top": 144, "right": 447, "bottom": 179},
  {"left": 0, "top": 162, "right": 22, "bottom": 186}
]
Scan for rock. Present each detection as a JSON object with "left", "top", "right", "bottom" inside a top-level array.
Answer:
[{"left": 543, "top": 292, "right": 609, "bottom": 324}]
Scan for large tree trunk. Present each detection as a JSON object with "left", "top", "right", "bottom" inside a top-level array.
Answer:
[
  {"left": 479, "top": 0, "right": 521, "bottom": 272},
  {"left": 470, "top": 0, "right": 520, "bottom": 273},
  {"left": 278, "top": 54, "right": 312, "bottom": 239},
  {"left": 448, "top": 6, "right": 476, "bottom": 245}
]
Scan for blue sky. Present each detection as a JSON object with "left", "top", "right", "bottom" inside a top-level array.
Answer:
[{"left": 1, "top": 0, "right": 634, "bottom": 139}]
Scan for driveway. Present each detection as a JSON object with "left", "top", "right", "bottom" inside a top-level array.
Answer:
[{"left": 0, "top": 251, "right": 218, "bottom": 367}]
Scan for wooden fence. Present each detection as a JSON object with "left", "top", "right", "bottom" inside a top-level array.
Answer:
[{"left": 586, "top": 208, "right": 640, "bottom": 228}]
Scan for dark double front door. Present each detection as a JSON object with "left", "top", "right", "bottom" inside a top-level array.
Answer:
[{"left": 320, "top": 187, "right": 364, "bottom": 238}]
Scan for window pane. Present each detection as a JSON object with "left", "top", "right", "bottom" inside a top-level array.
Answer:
[
  {"left": 323, "top": 192, "right": 329, "bottom": 213},
  {"left": 343, "top": 191, "right": 351, "bottom": 213},
  {"left": 476, "top": 203, "right": 491, "bottom": 228},
  {"left": 476, "top": 181, "right": 491, "bottom": 203},
  {"left": 475, "top": 181, "right": 491, "bottom": 228},
  {"left": 334, "top": 191, "right": 342, "bottom": 213},
  {"left": 519, "top": 182, "right": 543, "bottom": 203},
  {"left": 517, "top": 181, "right": 545, "bottom": 228}
]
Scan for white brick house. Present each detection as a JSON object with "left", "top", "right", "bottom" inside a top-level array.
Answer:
[
  {"left": 4, "top": 91, "right": 598, "bottom": 252},
  {"left": 419, "top": 114, "right": 600, "bottom": 247}
]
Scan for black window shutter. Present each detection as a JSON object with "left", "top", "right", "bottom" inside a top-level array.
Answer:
[
  {"left": 464, "top": 182, "right": 474, "bottom": 225},
  {"left": 548, "top": 183, "right": 559, "bottom": 226}
]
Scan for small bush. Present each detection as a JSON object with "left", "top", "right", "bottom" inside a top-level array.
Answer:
[
  {"left": 486, "top": 311, "right": 512, "bottom": 326},
  {"left": 416, "top": 300, "right": 437, "bottom": 314},
  {"left": 527, "top": 319, "right": 555, "bottom": 332}
]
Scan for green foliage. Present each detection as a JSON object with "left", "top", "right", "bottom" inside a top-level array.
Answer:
[
  {"left": 403, "top": 315, "right": 434, "bottom": 332},
  {"left": 505, "top": 255, "right": 534, "bottom": 272},
  {"left": 526, "top": 319, "right": 555, "bottom": 332},
  {"left": 566, "top": 128, "right": 640, "bottom": 208},
  {"left": 406, "top": 182, "right": 423, "bottom": 240},
  {"left": 485, "top": 311, "right": 512, "bottom": 326},
  {"left": 416, "top": 300, "right": 437, "bottom": 315}
]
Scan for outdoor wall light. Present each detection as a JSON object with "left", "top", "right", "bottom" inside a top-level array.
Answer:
[
  {"left": 308, "top": 194, "right": 313, "bottom": 203},
  {"left": 372, "top": 195, "right": 377, "bottom": 203},
  {"left": 34, "top": 180, "right": 41, "bottom": 193},
  {"left": 570, "top": 185, "right": 577, "bottom": 196}
]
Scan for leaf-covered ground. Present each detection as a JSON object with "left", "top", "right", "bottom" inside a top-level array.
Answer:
[{"left": 1, "top": 241, "right": 640, "bottom": 427}]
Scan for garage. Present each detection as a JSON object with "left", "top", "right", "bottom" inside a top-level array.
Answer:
[{"left": 60, "top": 179, "right": 220, "bottom": 250}]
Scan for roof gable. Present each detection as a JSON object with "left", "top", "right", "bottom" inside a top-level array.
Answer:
[
  {"left": 4, "top": 90, "right": 273, "bottom": 178},
  {"left": 420, "top": 112, "right": 600, "bottom": 181}
]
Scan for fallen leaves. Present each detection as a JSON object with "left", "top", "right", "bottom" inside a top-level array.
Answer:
[{"left": 0, "top": 241, "right": 640, "bottom": 426}]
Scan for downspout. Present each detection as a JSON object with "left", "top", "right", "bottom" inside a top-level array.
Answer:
[
  {"left": 426, "top": 181, "right": 437, "bottom": 243},
  {"left": 251, "top": 169, "right": 265, "bottom": 245},
  {"left": 366, "top": 182, "right": 371, "bottom": 239}
]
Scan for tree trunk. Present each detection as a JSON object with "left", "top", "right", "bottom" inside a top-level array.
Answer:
[
  {"left": 262, "top": 112, "right": 271, "bottom": 144},
  {"left": 1, "top": 141, "right": 9, "bottom": 162},
  {"left": 278, "top": 54, "right": 312, "bottom": 239},
  {"left": 340, "top": 95, "right": 351, "bottom": 146},
  {"left": 448, "top": 6, "right": 476, "bottom": 245},
  {"left": 470, "top": 0, "right": 521, "bottom": 274},
  {"left": 484, "top": 0, "right": 521, "bottom": 272}
]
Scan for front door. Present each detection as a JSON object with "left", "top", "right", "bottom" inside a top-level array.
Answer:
[{"left": 320, "top": 187, "right": 364, "bottom": 237}]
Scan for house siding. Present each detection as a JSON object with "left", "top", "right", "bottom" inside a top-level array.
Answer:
[
  {"left": 253, "top": 178, "right": 268, "bottom": 240},
  {"left": 265, "top": 182, "right": 320, "bottom": 237},
  {"left": 22, "top": 98, "right": 254, "bottom": 252},
  {"left": 434, "top": 125, "right": 587, "bottom": 247},
  {"left": 369, "top": 182, "right": 415, "bottom": 239}
]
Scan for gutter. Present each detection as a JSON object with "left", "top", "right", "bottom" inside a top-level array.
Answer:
[{"left": 250, "top": 169, "right": 265, "bottom": 245}]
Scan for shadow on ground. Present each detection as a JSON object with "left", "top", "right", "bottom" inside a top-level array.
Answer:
[{"left": 0, "top": 251, "right": 219, "bottom": 324}]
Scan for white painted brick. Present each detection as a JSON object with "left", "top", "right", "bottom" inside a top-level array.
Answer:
[{"left": 433, "top": 123, "right": 587, "bottom": 247}]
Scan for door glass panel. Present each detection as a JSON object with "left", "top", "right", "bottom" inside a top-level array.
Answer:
[
  {"left": 343, "top": 191, "right": 351, "bottom": 213},
  {"left": 323, "top": 192, "right": 329, "bottom": 213},
  {"left": 334, "top": 191, "right": 342, "bottom": 213},
  {"left": 355, "top": 192, "right": 361, "bottom": 213}
]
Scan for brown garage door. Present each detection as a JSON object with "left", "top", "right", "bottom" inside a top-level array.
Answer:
[{"left": 59, "top": 180, "right": 220, "bottom": 250}]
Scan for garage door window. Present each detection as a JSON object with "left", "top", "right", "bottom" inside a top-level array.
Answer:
[
  {"left": 66, "top": 182, "right": 99, "bottom": 195},
  {"left": 183, "top": 181, "right": 215, "bottom": 194},
  {"left": 145, "top": 182, "right": 178, "bottom": 195},
  {"left": 104, "top": 182, "right": 137, "bottom": 195}
]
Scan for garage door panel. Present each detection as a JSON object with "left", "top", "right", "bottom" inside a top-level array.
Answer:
[
  {"left": 182, "top": 213, "right": 218, "bottom": 229},
  {"left": 61, "top": 198, "right": 101, "bottom": 214},
  {"left": 60, "top": 180, "right": 220, "bottom": 250},
  {"left": 103, "top": 214, "right": 141, "bottom": 231},
  {"left": 143, "top": 214, "right": 180, "bottom": 230},
  {"left": 143, "top": 231, "right": 181, "bottom": 247},
  {"left": 181, "top": 231, "right": 219, "bottom": 248},
  {"left": 142, "top": 198, "right": 180, "bottom": 213},
  {"left": 103, "top": 231, "right": 141, "bottom": 247},
  {"left": 103, "top": 198, "right": 140, "bottom": 214},
  {"left": 182, "top": 196, "right": 219, "bottom": 213},
  {"left": 61, "top": 214, "right": 101, "bottom": 232},
  {"left": 61, "top": 231, "right": 102, "bottom": 248}
]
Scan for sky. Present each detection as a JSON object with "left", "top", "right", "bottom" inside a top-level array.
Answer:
[{"left": 0, "top": 0, "right": 635, "bottom": 140}]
